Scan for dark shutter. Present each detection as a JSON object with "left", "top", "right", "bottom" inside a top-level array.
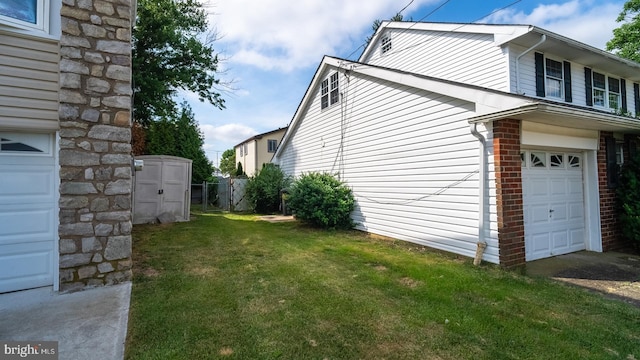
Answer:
[
  {"left": 621, "top": 78, "right": 627, "bottom": 112},
  {"left": 626, "top": 136, "right": 637, "bottom": 160},
  {"left": 606, "top": 136, "right": 618, "bottom": 188},
  {"left": 535, "top": 52, "right": 545, "bottom": 97},
  {"left": 563, "top": 61, "right": 572, "bottom": 102},
  {"left": 635, "top": 83, "right": 640, "bottom": 115},
  {"left": 585, "top": 67, "right": 593, "bottom": 106}
]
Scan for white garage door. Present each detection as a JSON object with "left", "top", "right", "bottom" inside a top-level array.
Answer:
[
  {"left": 0, "top": 133, "right": 56, "bottom": 293},
  {"left": 522, "top": 150, "right": 586, "bottom": 261}
]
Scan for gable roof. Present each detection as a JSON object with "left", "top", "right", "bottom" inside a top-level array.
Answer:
[
  {"left": 234, "top": 127, "right": 287, "bottom": 148},
  {"left": 360, "top": 21, "right": 640, "bottom": 81}
]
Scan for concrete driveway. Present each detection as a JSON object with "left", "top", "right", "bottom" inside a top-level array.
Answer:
[
  {"left": 527, "top": 251, "right": 640, "bottom": 307},
  {"left": 0, "top": 283, "right": 131, "bottom": 360}
]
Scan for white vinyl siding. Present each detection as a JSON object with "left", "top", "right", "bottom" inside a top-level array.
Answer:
[
  {"left": 277, "top": 69, "right": 499, "bottom": 263},
  {"left": 0, "top": 31, "right": 59, "bottom": 131},
  {"left": 363, "top": 29, "right": 509, "bottom": 92}
]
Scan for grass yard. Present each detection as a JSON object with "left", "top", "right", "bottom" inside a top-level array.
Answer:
[{"left": 125, "top": 212, "right": 640, "bottom": 359}]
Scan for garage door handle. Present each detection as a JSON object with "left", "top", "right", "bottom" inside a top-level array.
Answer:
[
  {"left": 549, "top": 209, "right": 554, "bottom": 213},
  {"left": 158, "top": 189, "right": 164, "bottom": 194}
]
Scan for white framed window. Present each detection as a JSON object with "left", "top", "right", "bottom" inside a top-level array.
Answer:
[
  {"left": 545, "top": 58, "right": 563, "bottom": 99},
  {"left": 0, "top": 133, "right": 52, "bottom": 156},
  {"left": 239, "top": 146, "right": 243, "bottom": 157},
  {"left": 243, "top": 143, "right": 248, "bottom": 156},
  {"left": 267, "top": 139, "right": 277, "bottom": 153},
  {"left": 0, "top": 0, "right": 49, "bottom": 32},
  {"left": 592, "top": 71, "right": 621, "bottom": 110},
  {"left": 320, "top": 72, "right": 340, "bottom": 110},
  {"left": 381, "top": 35, "right": 392, "bottom": 54}
]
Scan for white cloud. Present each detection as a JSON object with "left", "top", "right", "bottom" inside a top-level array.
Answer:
[
  {"left": 201, "top": 123, "right": 257, "bottom": 151},
  {"left": 211, "top": 0, "right": 438, "bottom": 72},
  {"left": 484, "top": 0, "right": 624, "bottom": 49}
]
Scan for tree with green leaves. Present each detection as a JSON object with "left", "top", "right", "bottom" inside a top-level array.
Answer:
[
  {"left": 365, "top": 13, "right": 404, "bottom": 48},
  {"left": 146, "top": 102, "right": 214, "bottom": 183},
  {"left": 607, "top": 0, "right": 640, "bottom": 63},
  {"left": 218, "top": 149, "right": 236, "bottom": 176},
  {"left": 133, "top": 0, "right": 225, "bottom": 126}
]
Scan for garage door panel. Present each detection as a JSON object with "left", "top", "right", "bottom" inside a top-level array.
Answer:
[
  {"left": 569, "top": 202, "right": 583, "bottom": 220},
  {"left": 0, "top": 208, "right": 54, "bottom": 245},
  {"left": 550, "top": 203, "right": 567, "bottom": 221},
  {"left": 531, "top": 205, "right": 550, "bottom": 223},
  {"left": 550, "top": 179, "right": 566, "bottom": 195},
  {"left": 570, "top": 228, "right": 585, "bottom": 247},
  {"left": 552, "top": 231, "right": 568, "bottom": 249},
  {"left": 0, "top": 165, "right": 54, "bottom": 204},
  {"left": 0, "top": 241, "right": 54, "bottom": 293},
  {"left": 530, "top": 178, "right": 548, "bottom": 196}
]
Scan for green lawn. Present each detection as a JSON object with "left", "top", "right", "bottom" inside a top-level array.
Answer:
[{"left": 125, "top": 212, "right": 640, "bottom": 359}]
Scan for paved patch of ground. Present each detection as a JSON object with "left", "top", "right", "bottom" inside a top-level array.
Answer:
[
  {"left": 527, "top": 251, "right": 640, "bottom": 307},
  {"left": 258, "top": 215, "right": 296, "bottom": 223}
]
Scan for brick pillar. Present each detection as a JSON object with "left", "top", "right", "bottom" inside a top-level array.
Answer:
[
  {"left": 598, "top": 132, "right": 621, "bottom": 251},
  {"left": 58, "top": 0, "right": 133, "bottom": 291},
  {"left": 493, "top": 119, "right": 525, "bottom": 267}
]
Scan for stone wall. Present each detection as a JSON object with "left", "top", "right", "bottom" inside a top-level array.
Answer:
[{"left": 58, "top": 0, "right": 133, "bottom": 292}]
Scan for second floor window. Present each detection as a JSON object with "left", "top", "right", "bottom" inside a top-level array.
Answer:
[
  {"left": 381, "top": 35, "right": 392, "bottom": 54},
  {"left": 267, "top": 139, "right": 277, "bottom": 153},
  {"left": 545, "top": 59, "right": 563, "bottom": 99},
  {"left": 592, "top": 72, "right": 621, "bottom": 110},
  {"left": 321, "top": 72, "right": 340, "bottom": 110}
]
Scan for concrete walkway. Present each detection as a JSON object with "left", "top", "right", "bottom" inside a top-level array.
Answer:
[
  {"left": 0, "top": 283, "right": 131, "bottom": 360},
  {"left": 527, "top": 251, "right": 640, "bottom": 307}
]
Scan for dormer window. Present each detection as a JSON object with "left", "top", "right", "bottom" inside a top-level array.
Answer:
[
  {"left": 381, "top": 35, "right": 392, "bottom": 54},
  {"left": 321, "top": 72, "right": 339, "bottom": 110}
]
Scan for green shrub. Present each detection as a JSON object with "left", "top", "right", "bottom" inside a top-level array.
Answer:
[
  {"left": 246, "top": 164, "right": 291, "bottom": 213},
  {"left": 288, "top": 172, "right": 355, "bottom": 229},
  {"left": 617, "top": 153, "right": 640, "bottom": 249}
]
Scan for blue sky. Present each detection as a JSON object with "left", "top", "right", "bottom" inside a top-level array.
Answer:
[{"left": 183, "top": 0, "right": 626, "bottom": 167}]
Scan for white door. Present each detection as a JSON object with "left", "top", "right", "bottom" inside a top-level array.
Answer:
[
  {"left": 0, "top": 133, "right": 56, "bottom": 293},
  {"left": 522, "top": 151, "right": 586, "bottom": 261},
  {"left": 133, "top": 156, "right": 191, "bottom": 224}
]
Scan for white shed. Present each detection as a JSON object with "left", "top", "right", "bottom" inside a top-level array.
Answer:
[{"left": 133, "top": 155, "right": 192, "bottom": 224}]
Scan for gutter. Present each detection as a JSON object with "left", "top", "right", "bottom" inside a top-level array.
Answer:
[
  {"left": 515, "top": 34, "right": 546, "bottom": 95},
  {"left": 469, "top": 123, "right": 487, "bottom": 266}
]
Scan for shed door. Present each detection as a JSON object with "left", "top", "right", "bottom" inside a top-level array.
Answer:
[
  {"left": 0, "top": 134, "right": 56, "bottom": 293},
  {"left": 133, "top": 157, "right": 191, "bottom": 224},
  {"left": 522, "top": 151, "right": 586, "bottom": 261}
]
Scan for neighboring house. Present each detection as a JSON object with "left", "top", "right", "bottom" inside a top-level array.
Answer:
[
  {"left": 235, "top": 127, "right": 287, "bottom": 176},
  {"left": 273, "top": 22, "right": 640, "bottom": 267},
  {"left": 0, "top": 1, "right": 135, "bottom": 292}
]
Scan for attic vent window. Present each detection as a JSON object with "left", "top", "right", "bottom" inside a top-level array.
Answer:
[
  {"left": 321, "top": 72, "right": 340, "bottom": 110},
  {"left": 381, "top": 35, "right": 392, "bottom": 54}
]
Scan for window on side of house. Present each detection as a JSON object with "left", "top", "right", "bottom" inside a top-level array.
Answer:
[
  {"left": 321, "top": 73, "right": 340, "bottom": 110},
  {"left": 381, "top": 35, "right": 392, "bottom": 54},
  {"left": 330, "top": 72, "right": 339, "bottom": 105},
  {"left": 320, "top": 79, "right": 329, "bottom": 109},
  {"left": 243, "top": 143, "right": 248, "bottom": 156},
  {"left": 267, "top": 139, "right": 277, "bottom": 153},
  {"left": 0, "top": 0, "right": 47, "bottom": 32},
  {"left": 239, "top": 146, "right": 243, "bottom": 157},
  {"left": 545, "top": 58, "right": 563, "bottom": 99}
]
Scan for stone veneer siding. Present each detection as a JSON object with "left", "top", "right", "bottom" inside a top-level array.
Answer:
[
  {"left": 493, "top": 119, "right": 526, "bottom": 268},
  {"left": 58, "top": 0, "right": 133, "bottom": 292}
]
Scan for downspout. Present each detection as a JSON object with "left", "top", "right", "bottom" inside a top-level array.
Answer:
[
  {"left": 515, "top": 34, "right": 546, "bottom": 94},
  {"left": 470, "top": 123, "right": 487, "bottom": 266}
]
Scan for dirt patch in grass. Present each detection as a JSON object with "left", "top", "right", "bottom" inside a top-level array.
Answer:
[
  {"left": 218, "top": 347, "right": 233, "bottom": 356},
  {"left": 399, "top": 276, "right": 422, "bottom": 288}
]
